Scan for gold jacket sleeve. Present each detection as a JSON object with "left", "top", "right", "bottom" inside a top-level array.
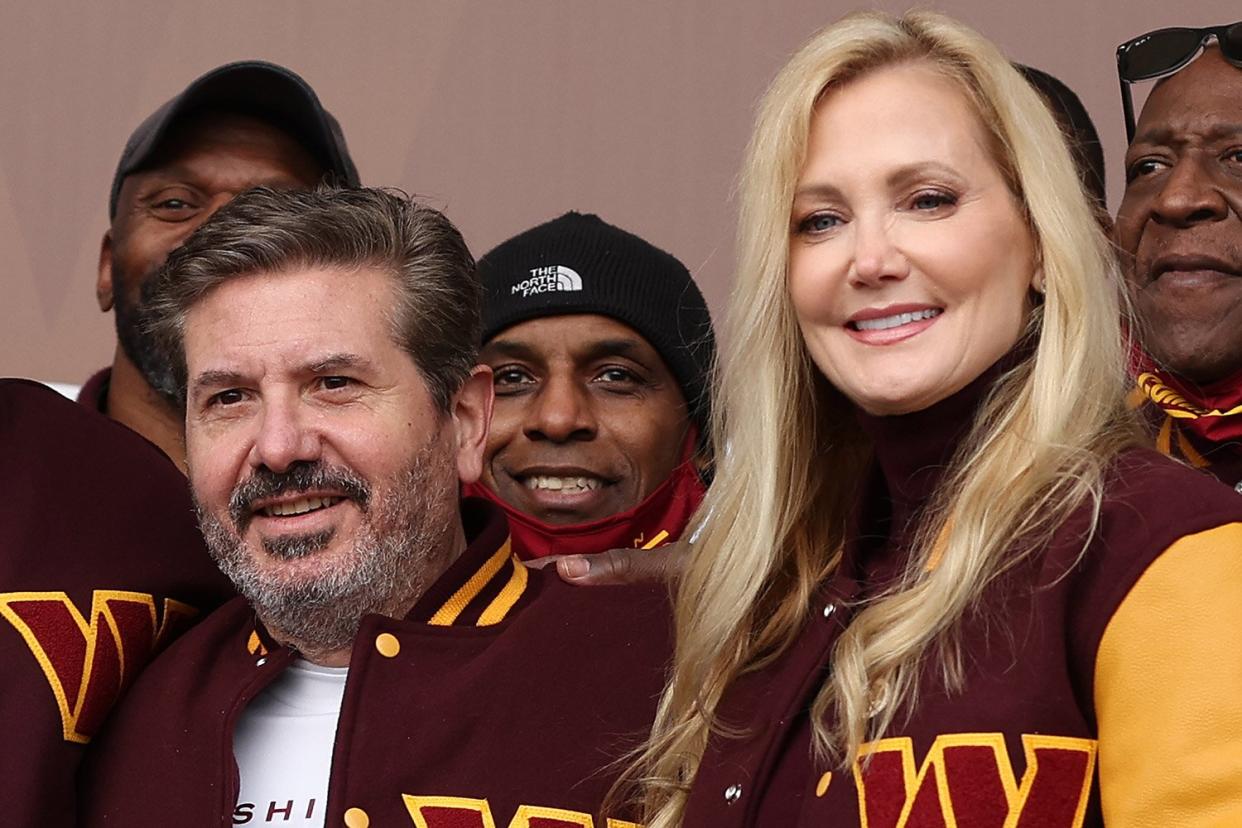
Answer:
[{"left": 1095, "top": 522, "right": 1242, "bottom": 827}]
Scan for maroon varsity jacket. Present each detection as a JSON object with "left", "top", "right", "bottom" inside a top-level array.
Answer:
[
  {"left": 683, "top": 371, "right": 1242, "bottom": 826},
  {"left": 79, "top": 498, "right": 671, "bottom": 827},
  {"left": 0, "top": 379, "right": 234, "bottom": 827}
]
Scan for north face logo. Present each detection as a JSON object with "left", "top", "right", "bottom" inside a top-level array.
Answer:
[{"left": 510, "top": 265, "right": 583, "bottom": 297}]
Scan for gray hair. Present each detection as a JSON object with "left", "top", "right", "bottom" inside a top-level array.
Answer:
[{"left": 146, "top": 186, "right": 480, "bottom": 411}]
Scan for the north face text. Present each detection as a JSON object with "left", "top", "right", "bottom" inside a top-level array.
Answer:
[{"left": 511, "top": 266, "right": 583, "bottom": 297}]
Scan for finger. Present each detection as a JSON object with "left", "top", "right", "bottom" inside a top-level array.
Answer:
[
  {"left": 523, "top": 555, "right": 563, "bottom": 570},
  {"left": 556, "top": 543, "right": 684, "bottom": 586},
  {"left": 556, "top": 550, "right": 641, "bottom": 585}
]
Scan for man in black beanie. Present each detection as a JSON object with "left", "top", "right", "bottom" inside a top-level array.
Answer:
[{"left": 462, "top": 212, "right": 714, "bottom": 561}]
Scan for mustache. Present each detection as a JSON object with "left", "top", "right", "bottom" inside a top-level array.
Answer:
[{"left": 228, "top": 461, "right": 371, "bottom": 532}]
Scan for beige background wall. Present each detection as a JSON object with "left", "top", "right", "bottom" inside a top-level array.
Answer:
[{"left": 3, "top": 0, "right": 1238, "bottom": 384}]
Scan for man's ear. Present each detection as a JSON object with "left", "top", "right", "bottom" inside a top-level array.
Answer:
[
  {"left": 97, "top": 231, "right": 115, "bottom": 312},
  {"left": 452, "top": 365, "right": 494, "bottom": 485}
]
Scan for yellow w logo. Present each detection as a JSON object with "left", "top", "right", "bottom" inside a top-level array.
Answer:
[
  {"left": 0, "top": 590, "right": 198, "bottom": 743},
  {"left": 854, "top": 733, "right": 1096, "bottom": 827},
  {"left": 402, "top": 795, "right": 640, "bottom": 828}
]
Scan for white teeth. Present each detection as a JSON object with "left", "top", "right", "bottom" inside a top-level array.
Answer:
[
  {"left": 854, "top": 308, "right": 942, "bottom": 331},
  {"left": 524, "top": 476, "right": 602, "bottom": 492},
  {"left": 264, "top": 496, "right": 341, "bottom": 517}
]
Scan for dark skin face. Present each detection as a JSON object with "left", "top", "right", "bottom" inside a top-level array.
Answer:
[
  {"left": 478, "top": 314, "right": 691, "bottom": 526},
  {"left": 91, "top": 112, "right": 326, "bottom": 469},
  {"left": 1115, "top": 48, "right": 1242, "bottom": 384},
  {"left": 98, "top": 111, "right": 324, "bottom": 325}
]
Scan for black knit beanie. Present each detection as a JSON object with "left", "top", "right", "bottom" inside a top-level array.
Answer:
[{"left": 478, "top": 212, "right": 715, "bottom": 433}]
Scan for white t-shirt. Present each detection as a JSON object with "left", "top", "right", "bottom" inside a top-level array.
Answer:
[{"left": 232, "top": 659, "right": 349, "bottom": 826}]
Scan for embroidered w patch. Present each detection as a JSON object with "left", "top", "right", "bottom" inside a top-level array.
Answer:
[{"left": 0, "top": 590, "right": 198, "bottom": 743}]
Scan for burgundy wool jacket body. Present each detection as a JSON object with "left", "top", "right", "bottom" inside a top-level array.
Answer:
[
  {"left": 79, "top": 499, "right": 672, "bottom": 827},
  {"left": 683, "top": 370, "right": 1242, "bottom": 827},
  {"left": 0, "top": 379, "right": 234, "bottom": 827}
]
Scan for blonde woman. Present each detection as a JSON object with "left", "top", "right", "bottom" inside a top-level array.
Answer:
[{"left": 632, "top": 11, "right": 1242, "bottom": 827}]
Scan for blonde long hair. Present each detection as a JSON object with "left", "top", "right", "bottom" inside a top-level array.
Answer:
[{"left": 634, "top": 11, "right": 1136, "bottom": 825}]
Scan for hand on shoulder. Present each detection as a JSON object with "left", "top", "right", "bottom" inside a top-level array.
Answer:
[{"left": 525, "top": 539, "right": 689, "bottom": 586}]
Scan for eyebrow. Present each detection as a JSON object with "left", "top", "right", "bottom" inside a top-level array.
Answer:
[
  {"left": 579, "top": 338, "right": 645, "bottom": 363},
  {"left": 308, "top": 353, "right": 369, "bottom": 374},
  {"left": 1133, "top": 123, "right": 1242, "bottom": 146},
  {"left": 793, "top": 161, "right": 964, "bottom": 200},
  {"left": 189, "top": 353, "right": 370, "bottom": 396},
  {"left": 885, "top": 161, "right": 964, "bottom": 190},
  {"left": 190, "top": 369, "right": 248, "bottom": 398},
  {"left": 131, "top": 166, "right": 309, "bottom": 195},
  {"left": 792, "top": 181, "right": 845, "bottom": 202},
  {"left": 480, "top": 339, "right": 540, "bottom": 362},
  {"left": 482, "top": 337, "right": 648, "bottom": 364}
]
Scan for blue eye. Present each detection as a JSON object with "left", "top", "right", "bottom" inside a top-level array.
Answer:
[
  {"left": 911, "top": 191, "right": 956, "bottom": 211},
  {"left": 798, "top": 213, "right": 842, "bottom": 234}
]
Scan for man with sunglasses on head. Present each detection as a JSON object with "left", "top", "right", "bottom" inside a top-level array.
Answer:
[{"left": 1115, "top": 22, "right": 1242, "bottom": 488}]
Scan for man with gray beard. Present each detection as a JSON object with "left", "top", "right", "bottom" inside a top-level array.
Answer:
[
  {"left": 200, "top": 447, "right": 448, "bottom": 660},
  {"left": 78, "top": 187, "right": 672, "bottom": 827}
]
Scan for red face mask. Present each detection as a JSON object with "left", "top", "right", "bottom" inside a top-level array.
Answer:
[{"left": 462, "top": 437, "right": 707, "bottom": 560}]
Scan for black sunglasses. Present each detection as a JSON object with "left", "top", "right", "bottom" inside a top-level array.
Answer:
[{"left": 1116, "top": 22, "right": 1242, "bottom": 142}]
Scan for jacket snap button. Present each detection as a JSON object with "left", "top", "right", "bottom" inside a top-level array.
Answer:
[
  {"left": 724, "top": 783, "right": 743, "bottom": 804},
  {"left": 343, "top": 807, "right": 369, "bottom": 827},
  {"left": 255, "top": 657, "right": 267, "bottom": 667},
  {"left": 375, "top": 633, "right": 400, "bottom": 658},
  {"left": 1234, "top": 480, "right": 1242, "bottom": 494},
  {"left": 822, "top": 602, "right": 837, "bottom": 619}
]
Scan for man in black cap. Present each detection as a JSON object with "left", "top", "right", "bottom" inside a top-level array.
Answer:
[
  {"left": 462, "top": 212, "right": 714, "bottom": 563},
  {"left": 81, "top": 61, "right": 359, "bottom": 469}
]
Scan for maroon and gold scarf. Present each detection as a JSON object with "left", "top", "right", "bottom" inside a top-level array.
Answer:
[{"left": 1131, "top": 353, "right": 1242, "bottom": 468}]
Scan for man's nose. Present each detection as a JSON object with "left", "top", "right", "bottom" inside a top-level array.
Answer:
[
  {"left": 847, "top": 216, "right": 911, "bottom": 288},
  {"left": 249, "top": 398, "right": 322, "bottom": 473},
  {"left": 1151, "top": 155, "right": 1229, "bottom": 228},
  {"left": 523, "top": 376, "right": 596, "bottom": 443}
]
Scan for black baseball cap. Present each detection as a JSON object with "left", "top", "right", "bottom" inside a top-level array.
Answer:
[{"left": 108, "top": 60, "right": 359, "bottom": 218}]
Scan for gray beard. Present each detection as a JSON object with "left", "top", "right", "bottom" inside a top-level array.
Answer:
[{"left": 195, "top": 440, "right": 459, "bottom": 662}]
